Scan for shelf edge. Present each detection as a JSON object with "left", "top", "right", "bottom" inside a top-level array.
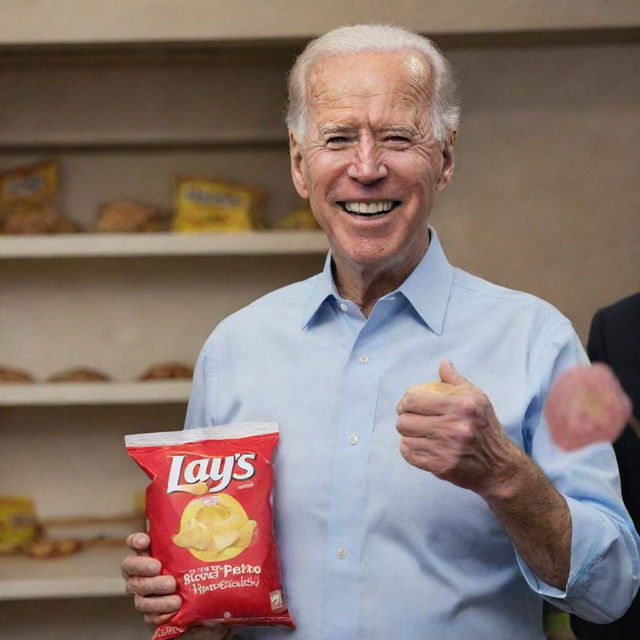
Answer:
[{"left": 0, "top": 231, "right": 329, "bottom": 259}]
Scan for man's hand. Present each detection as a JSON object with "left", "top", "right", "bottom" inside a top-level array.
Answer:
[
  {"left": 122, "top": 533, "right": 236, "bottom": 638},
  {"left": 396, "top": 360, "right": 521, "bottom": 498},
  {"left": 397, "top": 360, "right": 571, "bottom": 589},
  {"left": 122, "top": 532, "right": 181, "bottom": 628}
]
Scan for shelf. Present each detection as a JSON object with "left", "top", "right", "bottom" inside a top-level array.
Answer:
[
  {"left": 0, "top": 133, "right": 288, "bottom": 153},
  {"left": 0, "top": 231, "right": 329, "bottom": 259},
  {"left": 0, "top": 545, "right": 129, "bottom": 600},
  {"left": 0, "top": 381, "right": 192, "bottom": 406}
]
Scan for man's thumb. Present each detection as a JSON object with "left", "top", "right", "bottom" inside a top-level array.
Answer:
[{"left": 439, "top": 359, "right": 467, "bottom": 386}]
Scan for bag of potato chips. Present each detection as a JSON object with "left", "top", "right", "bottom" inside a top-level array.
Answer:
[
  {"left": 172, "top": 176, "right": 263, "bottom": 232},
  {"left": 125, "top": 422, "right": 294, "bottom": 638}
]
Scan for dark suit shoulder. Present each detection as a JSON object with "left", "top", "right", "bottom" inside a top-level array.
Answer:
[
  {"left": 590, "top": 293, "right": 640, "bottom": 370},
  {"left": 596, "top": 292, "right": 640, "bottom": 323}
]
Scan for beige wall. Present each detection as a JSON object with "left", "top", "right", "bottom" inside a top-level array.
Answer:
[{"left": 435, "top": 41, "right": 640, "bottom": 341}]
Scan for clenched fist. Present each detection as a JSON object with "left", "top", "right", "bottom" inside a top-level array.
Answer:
[{"left": 396, "top": 360, "right": 521, "bottom": 498}]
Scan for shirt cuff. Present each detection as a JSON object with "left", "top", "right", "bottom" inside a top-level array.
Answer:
[{"left": 515, "top": 495, "right": 640, "bottom": 621}]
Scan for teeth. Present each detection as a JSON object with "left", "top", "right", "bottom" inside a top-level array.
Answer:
[{"left": 344, "top": 201, "right": 395, "bottom": 215}]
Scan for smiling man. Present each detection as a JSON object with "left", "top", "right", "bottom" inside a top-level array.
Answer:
[
  {"left": 289, "top": 48, "right": 453, "bottom": 315},
  {"left": 122, "top": 25, "right": 640, "bottom": 639}
]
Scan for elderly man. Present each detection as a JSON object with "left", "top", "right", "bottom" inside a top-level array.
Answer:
[{"left": 123, "top": 24, "right": 639, "bottom": 639}]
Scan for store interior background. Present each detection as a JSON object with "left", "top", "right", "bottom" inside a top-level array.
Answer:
[{"left": 1, "top": 1, "right": 638, "bottom": 638}]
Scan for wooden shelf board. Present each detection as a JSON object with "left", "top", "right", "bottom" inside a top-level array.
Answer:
[
  {"left": 0, "top": 231, "right": 329, "bottom": 259},
  {"left": 0, "top": 381, "right": 192, "bottom": 406},
  {"left": 0, "top": 545, "right": 129, "bottom": 600}
]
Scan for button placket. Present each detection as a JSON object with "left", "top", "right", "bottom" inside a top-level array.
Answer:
[{"left": 321, "top": 326, "right": 380, "bottom": 637}]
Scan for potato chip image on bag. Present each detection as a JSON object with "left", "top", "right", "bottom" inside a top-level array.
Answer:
[{"left": 125, "top": 422, "right": 295, "bottom": 639}]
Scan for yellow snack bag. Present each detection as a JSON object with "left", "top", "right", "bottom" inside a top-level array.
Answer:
[
  {"left": 0, "top": 160, "right": 78, "bottom": 234},
  {"left": 0, "top": 496, "right": 38, "bottom": 553},
  {"left": 172, "top": 176, "right": 263, "bottom": 232},
  {"left": 0, "top": 160, "right": 58, "bottom": 207}
]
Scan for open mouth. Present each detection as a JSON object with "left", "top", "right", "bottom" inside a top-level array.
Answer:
[{"left": 337, "top": 201, "right": 400, "bottom": 218}]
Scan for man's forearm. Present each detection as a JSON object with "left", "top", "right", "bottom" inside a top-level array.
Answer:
[{"left": 481, "top": 448, "right": 571, "bottom": 589}]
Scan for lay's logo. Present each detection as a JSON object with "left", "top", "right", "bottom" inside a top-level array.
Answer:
[{"left": 167, "top": 453, "right": 256, "bottom": 494}]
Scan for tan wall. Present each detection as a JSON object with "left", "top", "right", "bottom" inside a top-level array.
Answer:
[{"left": 435, "top": 41, "right": 640, "bottom": 341}]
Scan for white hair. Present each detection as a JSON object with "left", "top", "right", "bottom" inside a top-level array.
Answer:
[{"left": 286, "top": 24, "right": 460, "bottom": 143}]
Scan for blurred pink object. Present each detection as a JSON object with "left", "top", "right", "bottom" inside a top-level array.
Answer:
[{"left": 544, "top": 363, "right": 633, "bottom": 450}]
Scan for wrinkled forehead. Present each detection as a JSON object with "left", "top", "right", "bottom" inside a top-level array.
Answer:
[{"left": 304, "top": 51, "right": 434, "bottom": 120}]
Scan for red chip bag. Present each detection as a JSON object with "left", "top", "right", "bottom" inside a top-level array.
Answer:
[{"left": 125, "top": 422, "right": 295, "bottom": 638}]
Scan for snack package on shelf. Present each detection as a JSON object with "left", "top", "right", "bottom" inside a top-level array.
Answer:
[
  {"left": 274, "top": 200, "right": 319, "bottom": 230},
  {"left": 0, "top": 365, "right": 35, "bottom": 383},
  {"left": 125, "top": 422, "right": 295, "bottom": 638},
  {"left": 40, "top": 513, "right": 146, "bottom": 546},
  {"left": 96, "top": 200, "right": 172, "bottom": 233},
  {"left": 172, "top": 175, "right": 263, "bottom": 232},
  {"left": 19, "top": 513, "right": 146, "bottom": 559},
  {"left": 0, "top": 160, "right": 80, "bottom": 234},
  {"left": 47, "top": 367, "right": 112, "bottom": 383},
  {"left": 0, "top": 496, "right": 39, "bottom": 553},
  {"left": 139, "top": 362, "right": 193, "bottom": 380},
  {"left": 23, "top": 538, "right": 83, "bottom": 559}
]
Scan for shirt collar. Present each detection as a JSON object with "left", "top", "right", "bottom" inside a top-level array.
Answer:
[
  {"left": 301, "top": 227, "right": 454, "bottom": 334},
  {"left": 300, "top": 252, "right": 337, "bottom": 329},
  {"left": 396, "top": 227, "right": 454, "bottom": 335}
]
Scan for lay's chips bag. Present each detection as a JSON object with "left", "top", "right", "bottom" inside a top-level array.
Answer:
[{"left": 125, "top": 422, "right": 294, "bottom": 639}]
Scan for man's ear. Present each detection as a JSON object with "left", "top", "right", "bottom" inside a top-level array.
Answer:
[
  {"left": 289, "top": 130, "right": 309, "bottom": 198},
  {"left": 436, "top": 129, "right": 456, "bottom": 193}
]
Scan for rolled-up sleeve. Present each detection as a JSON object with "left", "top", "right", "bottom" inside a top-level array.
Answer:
[{"left": 518, "top": 321, "right": 640, "bottom": 622}]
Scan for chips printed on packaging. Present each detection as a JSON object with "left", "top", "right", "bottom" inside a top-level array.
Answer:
[
  {"left": 172, "top": 176, "right": 263, "bottom": 232},
  {"left": 125, "top": 422, "right": 294, "bottom": 638}
]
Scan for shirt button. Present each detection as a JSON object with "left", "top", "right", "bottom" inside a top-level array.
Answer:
[
  {"left": 348, "top": 433, "right": 359, "bottom": 445},
  {"left": 337, "top": 547, "right": 348, "bottom": 560},
  {"left": 339, "top": 302, "right": 348, "bottom": 312},
  {"left": 358, "top": 354, "right": 369, "bottom": 364}
]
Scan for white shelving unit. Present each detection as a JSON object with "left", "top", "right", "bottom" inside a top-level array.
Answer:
[
  {"left": 0, "top": 546, "right": 129, "bottom": 601},
  {"left": 0, "top": 26, "right": 328, "bottom": 632}
]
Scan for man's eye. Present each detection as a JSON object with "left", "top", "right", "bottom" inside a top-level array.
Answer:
[
  {"left": 325, "top": 136, "right": 354, "bottom": 146},
  {"left": 386, "top": 135, "right": 411, "bottom": 145}
]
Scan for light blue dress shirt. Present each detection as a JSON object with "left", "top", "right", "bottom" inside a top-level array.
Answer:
[{"left": 185, "top": 228, "right": 639, "bottom": 639}]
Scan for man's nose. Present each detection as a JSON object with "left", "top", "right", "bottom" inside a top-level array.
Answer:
[{"left": 347, "top": 141, "right": 388, "bottom": 184}]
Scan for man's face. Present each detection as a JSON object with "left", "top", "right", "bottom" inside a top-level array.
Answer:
[{"left": 290, "top": 51, "right": 455, "bottom": 277}]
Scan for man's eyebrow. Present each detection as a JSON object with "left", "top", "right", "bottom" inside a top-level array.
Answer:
[
  {"left": 318, "top": 124, "right": 419, "bottom": 137},
  {"left": 378, "top": 126, "right": 419, "bottom": 136},
  {"left": 319, "top": 124, "right": 354, "bottom": 136}
]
